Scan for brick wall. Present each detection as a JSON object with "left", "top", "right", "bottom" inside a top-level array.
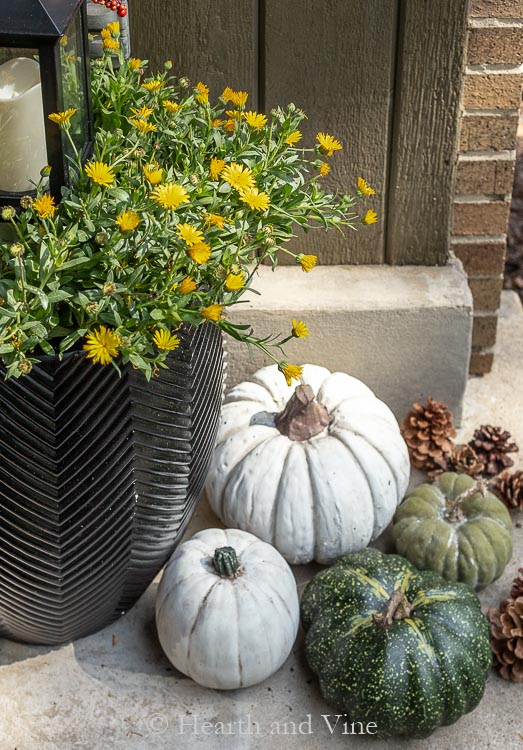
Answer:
[{"left": 452, "top": 0, "right": 523, "bottom": 374}]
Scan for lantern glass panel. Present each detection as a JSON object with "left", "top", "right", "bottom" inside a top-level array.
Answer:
[{"left": 59, "top": 12, "right": 89, "bottom": 172}]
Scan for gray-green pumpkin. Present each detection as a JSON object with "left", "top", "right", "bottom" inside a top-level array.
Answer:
[
  {"left": 301, "top": 548, "right": 492, "bottom": 739},
  {"left": 392, "top": 472, "right": 512, "bottom": 590}
]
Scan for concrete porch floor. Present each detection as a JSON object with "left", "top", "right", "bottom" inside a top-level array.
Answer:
[{"left": 1, "top": 292, "right": 522, "bottom": 750}]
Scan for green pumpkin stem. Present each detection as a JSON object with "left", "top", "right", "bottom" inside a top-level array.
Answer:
[
  {"left": 445, "top": 478, "right": 489, "bottom": 523},
  {"left": 275, "top": 384, "right": 331, "bottom": 442},
  {"left": 373, "top": 590, "right": 414, "bottom": 631},
  {"left": 213, "top": 546, "right": 241, "bottom": 578}
]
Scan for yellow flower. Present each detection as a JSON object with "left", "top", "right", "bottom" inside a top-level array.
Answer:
[
  {"left": 129, "top": 58, "right": 143, "bottom": 71},
  {"left": 130, "top": 117, "right": 157, "bottom": 133},
  {"left": 285, "top": 130, "right": 302, "bottom": 146},
  {"left": 224, "top": 119, "right": 237, "bottom": 132},
  {"left": 153, "top": 329, "right": 180, "bottom": 351},
  {"left": 292, "top": 319, "right": 309, "bottom": 338},
  {"left": 226, "top": 110, "right": 242, "bottom": 120},
  {"left": 101, "top": 28, "right": 111, "bottom": 40},
  {"left": 319, "top": 162, "right": 330, "bottom": 176},
  {"left": 85, "top": 161, "right": 115, "bottom": 187},
  {"left": 48, "top": 108, "right": 76, "bottom": 127},
  {"left": 230, "top": 90, "right": 248, "bottom": 107},
  {"left": 225, "top": 273, "right": 245, "bottom": 291},
  {"left": 202, "top": 304, "right": 223, "bottom": 322},
  {"left": 83, "top": 326, "right": 120, "bottom": 366},
  {"left": 179, "top": 276, "right": 197, "bottom": 295},
  {"left": 188, "top": 242, "right": 211, "bottom": 264},
  {"left": 177, "top": 223, "right": 204, "bottom": 246},
  {"left": 243, "top": 111, "right": 268, "bottom": 129},
  {"left": 130, "top": 105, "right": 153, "bottom": 119},
  {"left": 142, "top": 80, "right": 165, "bottom": 92},
  {"left": 143, "top": 163, "right": 163, "bottom": 185},
  {"left": 195, "top": 81, "right": 209, "bottom": 104},
  {"left": 239, "top": 187, "right": 270, "bottom": 211},
  {"left": 279, "top": 363, "right": 304, "bottom": 387},
  {"left": 33, "top": 194, "right": 57, "bottom": 220},
  {"left": 297, "top": 254, "right": 317, "bottom": 272},
  {"left": 221, "top": 162, "right": 255, "bottom": 192},
  {"left": 316, "top": 132, "right": 342, "bottom": 156},
  {"left": 204, "top": 212, "right": 227, "bottom": 229},
  {"left": 221, "top": 86, "right": 234, "bottom": 102},
  {"left": 209, "top": 157, "right": 226, "bottom": 180},
  {"left": 212, "top": 118, "right": 225, "bottom": 127},
  {"left": 103, "top": 38, "right": 120, "bottom": 52},
  {"left": 151, "top": 183, "right": 189, "bottom": 210},
  {"left": 357, "top": 177, "right": 375, "bottom": 196},
  {"left": 107, "top": 21, "right": 120, "bottom": 35},
  {"left": 162, "top": 100, "right": 182, "bottom": 113},
  {"left": 116, "top": 210, "right": 140, "bottom": 232},
  {"left": 362, "top": 209, "right": 378, "bottom": 225}
]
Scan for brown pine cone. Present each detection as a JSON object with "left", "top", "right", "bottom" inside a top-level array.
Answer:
[
  {"left": 511, "top": 568, "right": 523, "bottom": 600},
  {"left": 492, "top": 470, "right": 523, "bottom": 511},
  {"left": 401, "top": 397, "right": 456, "bottom": 472},
  {"left": 487, "top": 596, "right": 523, "bottom": 682},
  {"left": 428, "top": 443, "right": 485, "bottom": 479},
  {"left": 468, "top": 425, "right": 519, "bottom": 477}
]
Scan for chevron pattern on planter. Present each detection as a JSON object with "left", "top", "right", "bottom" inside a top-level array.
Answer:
[{"left": 0, "top": 322, "right": 224, "bottom": 644}]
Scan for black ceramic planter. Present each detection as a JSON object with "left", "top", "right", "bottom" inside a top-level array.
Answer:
[{"left": 0, "top": 323, "right": 224, "bottom": 644}]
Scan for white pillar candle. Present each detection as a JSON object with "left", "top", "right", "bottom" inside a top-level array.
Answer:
[{"left": 0, "top": 57, "right": 47, "bottom": 193}]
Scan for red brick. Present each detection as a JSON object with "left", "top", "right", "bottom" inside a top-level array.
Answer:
[
  {"left": 468, "top": 277, "right": 504, "bottom": 310},
  {"left": 469, "top": 350, "right": 495, "bottom": 375},
  {"left": 472, "top": 315, "right": 499, "bottom": 347},
  {"left": 470, "top": 0, "right": 523, "bottom": 17},
  {"left": 468, "top": 27, "right": 523, "bottom": 65},
  {"left": 463, "top": 74, "right": 523, "bottom": 110},
  {"left": 459, "top": 114, "right": 518, "bottom": 151},
  {"left": 452, "top": 240, "right": 506, "bottom": 275},
  {"left": 452, "top": 200, "right": 510, "bottom": 235},
  {"left": 456, "top": 157, "right": 515, "bottom": 194}
]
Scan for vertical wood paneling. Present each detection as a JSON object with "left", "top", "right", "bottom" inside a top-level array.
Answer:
[
  {"left": 263, "top": 0, "right": 398, "bottom": 264},
  {"left": 386, "top": 0, "right": 469, "bottom": 265},
  {"left": 131, "top": 0, "right": 258, "bottom": 102}
]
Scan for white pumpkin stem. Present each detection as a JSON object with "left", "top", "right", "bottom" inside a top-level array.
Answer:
[
  {"left": 445, "top": 478, "right": 489, "bottom": 523},
  {"left": 373, "top": 590, "right": 414, "bottom": 631},
  {"left": 213, "top": 546, "right": 242, "bottom": 578},
  {"left": 275, "top": 384, "right": 331, "bottom": 442}
]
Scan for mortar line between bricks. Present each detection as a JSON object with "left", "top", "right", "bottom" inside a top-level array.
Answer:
[
  {"left": 466, "top": 63, "right": 523, "bottom": 73},
  {"left": 451, "top": 235, "right": 507, "bottom": 242},
  {"left": 469, "top": 18, "right": 523, "bottom": 28},
  {"left": 461, "top": 108, "right": 520, "bottom": 116},
  {"left": 454, "top": 194, "right": 511, "bottom": 202},
  {"left": 458, "top": 150, "right": 516, "bottom": 160}
]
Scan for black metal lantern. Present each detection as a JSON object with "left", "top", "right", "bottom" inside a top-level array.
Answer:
[{"left": 0, "top": 0, "right": 93, "bottom": 209}]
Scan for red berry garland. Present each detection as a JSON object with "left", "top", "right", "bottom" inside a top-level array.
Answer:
[{"left": 91, "top": 0, "right": 128, "bottom": 17}]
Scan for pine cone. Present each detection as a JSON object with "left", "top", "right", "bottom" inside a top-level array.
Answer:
[
  {"left": 511, "top": 568, "right": 523, "bottom": 600},
  {"left": 487, "top": 596, "right": 523, "bottom": 682},
  {"left": 468, "top": 425, "right": 519, "bottom": 477},
  {"left": 428, "top": 443, "right": 485, "bottom": 479},
  {"left": 401, "top": 397, "right": 456, "bottom": 472},
  {"left": 492, "top": 470, "right": 523, "bottom": 511}
]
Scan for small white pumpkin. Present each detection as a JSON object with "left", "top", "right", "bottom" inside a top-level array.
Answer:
[
  {"left": 206, "top": 364, "right": 410, "bottom": 564},
  {"left": 156, "top": 527, "right": 299, "bottom": 689}
]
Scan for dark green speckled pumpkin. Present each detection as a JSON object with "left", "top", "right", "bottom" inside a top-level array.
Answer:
[
  {"left": 392, "top": 472, "right": 512, "bottom": 590},
  {"left": 301, "top": 548, "right": 491, "bottom": 739}
]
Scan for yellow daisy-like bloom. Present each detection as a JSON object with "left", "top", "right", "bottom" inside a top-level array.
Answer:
[
  {"left": 153, "top": 329, "right": 180, "bottom": 351},
  {"left": 221, "top": 162, "right": 256, "bottom": 192},
  {"left": 101, "top": 28, "right": 111, "bottom": 40},
  {"left": 243, "top": 111, "right": 268, "bottom": 129},
  {"left": 162, "top": 100, "right": 182, "bottom": 113},
  {"left": 195, "top": 81, "right": 209, "bottom": 104},
  {"left": 103, "top": 38, "right": 120, "bottom": 52},
  {"left": 188, "top": 241, "right": 211, "bottom": 264},
  {"left": 48, "top": 108, "right": 76, "bottom": 127},
  {"left": 297, "top": 253, "right": 317, "bottom": 272},
  {"left": 130, "top": 117, "right": 157, "bottom": 133},
  {"left": 279, "top": 362, "right": 304, "bottom": 387},
  {"left": 362, "top": 209, "right": 378, "bottom": 225},
  {"left": 129, "top": 58, "right": 143, "bottom": 71},
  {"left": 142, "top": 80, "right": 165, "bottom": 93},
  {"left": 33, "top": 193, "right": 57, "bottom": 220},
  {"left": 116, "top": 210, "right": 140, "bottom": 232},
  {"left": 357, "top": 177, "right": 375, "bottom": 196},
  {"left": 316, "top": 132, "right": 342, "bottom": 156},
  {"left": 202, "top": 304, "right": 223, "bottom": 322},
  {"left": 239, "top": 187, "right": 270, "bottom": 212},
  {"left": 230, "top": 90, "right": 248, "bottom": 107},
  {"left": 151, "top": 183, "right": 189, "bottom": 210},
  {"left": 177, "top": 223, "right": 204, "bottom": 246},
  {"left": 225, "top": 273, "right": 245, "bottom": 291},
  {"left": 221, "top": 87, "right": 234, "bottom": 102},
  {"left": 319, "top": 162, "right": 330, "bottom": 176},
  {"left": 224, "top": 119, "right": 236, "bottom": 132},
  {"left": 107, "top": 21, "right": 120, "bottom": 35},
  {"left": 292, "top": 319, "right": 310, "bottom": 338},
  {"left": 143, "top": 163, "right": 163, "bottom": 185},
  {"left": 179, "top": 276, "right": 197, "bottom": 295},
  {"left": 204, "top": 212, "right": 227, "bottom": 229},
  {"left": 285, "top": 130, "right": 302, "bottom": 146},
  {"left": 85, "top": 161, "right": 115, "bottom": 187},
  {"left": 209, "top": 157, "right": 226, "bottom": 180},
  {"left": 226, "top": 109, "right": 242, "bottom": 120},
  {"left": 131, "top": 105, "right": 153, "bottom": 119},
  {"left": 83, "top": 326, "right": 120, "bottom": 366},
  {"left": 212, "top": 118, "right": 225, "bottom": 127}
]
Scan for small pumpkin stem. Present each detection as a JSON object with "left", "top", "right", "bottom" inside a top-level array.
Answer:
[
  {"left": 445, "top": 478, "right": 489, "bottom": 523},
  {"left": 275, "top": 384, "right": 331, "bottom": 442},
  {"left": 213, "top": 546, "right": 241, "bottom": 578},
  {"left": 373, "top": 590, "right": 414, "bottom": 631}
]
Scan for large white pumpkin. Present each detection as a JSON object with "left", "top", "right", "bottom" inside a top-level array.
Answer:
[
  {"left": 156, "top": 527, "right": 299, "bottom": 689},
  {"left": 206, "top": 364, "right": 410, "bottom": 564}
]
